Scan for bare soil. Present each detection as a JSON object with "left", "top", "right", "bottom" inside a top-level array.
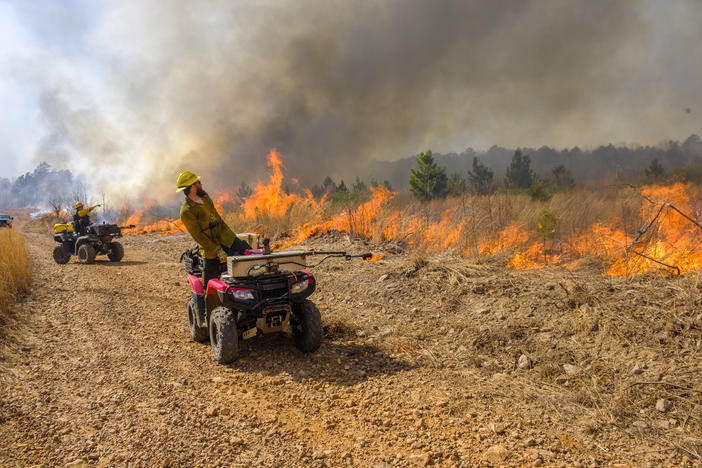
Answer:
[{"left": 1, "top": 226, "right": 701, "bottom": 467}]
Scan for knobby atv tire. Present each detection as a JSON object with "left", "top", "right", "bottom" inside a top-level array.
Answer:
[
  {"left": 53, "top": 246, "right": 70, "bottom": 264},
  {"left": 209, "top": 306, "right": 238, "bottom": 364},
  {"left": 293, "top": 300, "right": 322, "bottom": 353},
  {"left": 187, "top": 296, "right": 209, "bottom": 342},
  {"left": 77, "top": 244, "right": 96, "bottom": 264},
  {"left": 108, "top": 241, "right": 124, "bottom": 262}
]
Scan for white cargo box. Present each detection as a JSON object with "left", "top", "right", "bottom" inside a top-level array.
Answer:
[
  {"left": 227, "top": 250, "right": 308, "bottom": 277},
  {"left": 236, "top": 232, "right": 260, "bottom": 250}
]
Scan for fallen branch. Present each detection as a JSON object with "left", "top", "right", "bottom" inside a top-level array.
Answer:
[
  {"left": 628, "top": 381, "right": 702, "bottom": 393},
  {"left": 628, "top": 249, "right": 681, "bottom": 276},
  {"left": 631, "top": 447, "right": 677, "bottom": 457},
  {"left": 672, "top": 443, "right": 702, "bottom": 461},
  {"left": 632, "top": 203, "right": 666, "bottom": 244},
  {"left": 622, "top": 193, "right": 702, "bottom": 275},
  {"left": 639, "top": 192, "right": 702, "bottom": 231}
]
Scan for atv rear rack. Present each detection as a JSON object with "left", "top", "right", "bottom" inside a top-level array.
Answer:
[{"left": 226, "top": 250, "right": 372, "bottom": 278}]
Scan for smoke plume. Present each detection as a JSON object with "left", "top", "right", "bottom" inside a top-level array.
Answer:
[{"left": 17, "top": 0, "right": 702, "bottom": 201}]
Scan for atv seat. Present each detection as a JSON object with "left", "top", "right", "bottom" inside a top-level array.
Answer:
[{"left": 183, "top": 250, "right": 202, "bottom": 276}]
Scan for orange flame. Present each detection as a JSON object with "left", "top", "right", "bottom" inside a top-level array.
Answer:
[
  {"left": 241, "top": 149, "right": 314, "bottom": 219},
  {"left": 364, "top": 253, "right": 387, "bottom": 262},
  {"left": 502, "top": 183, "right": 701, "bottom": 275},
  {"left": 116, "top": 149, "right": 701, "bottom": 276}
]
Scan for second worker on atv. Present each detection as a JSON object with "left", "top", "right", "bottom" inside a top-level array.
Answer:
[
  {"left": 177, "top": 171, "right": 250, "bottom": 289},
  {"left": 73, "top": 201, "right": 100, "bottom": 235}
]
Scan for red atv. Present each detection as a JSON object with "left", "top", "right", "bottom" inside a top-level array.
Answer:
[{"left": 180, "top": 241, "right": 370, "bottom": 364}]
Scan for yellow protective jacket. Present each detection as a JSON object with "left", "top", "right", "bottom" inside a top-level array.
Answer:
[
  {"left": 179, "top": 193, "right": 236, "bottom": 259},
  {"left": 73, "top": 205, "right": 99, "bottom": 233},
  {"left": 77, "top": 205, "right": 98, "bottom": 217}
]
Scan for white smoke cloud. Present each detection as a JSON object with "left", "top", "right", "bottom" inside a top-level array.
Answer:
[{"left": 1, "top": 0, "right": 701, "bottom": 204}]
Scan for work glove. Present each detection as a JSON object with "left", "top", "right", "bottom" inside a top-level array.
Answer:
[{"left": 216, "top": 247, "right": 228, "bottom": 262}]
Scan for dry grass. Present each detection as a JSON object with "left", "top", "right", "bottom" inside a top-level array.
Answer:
[
  {"left": 23, "top": 213, "right": 62, "bottom": 234},
  {"left": 369, "top": 187, "right": 644, "bottom": 253},
  {"left": 216, "top": 183, "right": 700, "bottom": 277},
  {"left": 223, "top": 201, "right": 321, "bottom": 240},
  {"left": 0, "top": 228, "right": 32, "bottom": 321},
  {"left": 223, "top": 186, "right": 647, "bottom": 250}
]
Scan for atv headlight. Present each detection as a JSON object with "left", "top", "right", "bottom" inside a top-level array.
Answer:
[
  {"left": 231, "top": 289, "right": 254, "bottom": 301},
  {"left": 291, "top": 279, "right": 309, "bottom": 294}
]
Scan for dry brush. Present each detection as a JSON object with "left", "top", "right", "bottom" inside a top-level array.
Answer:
[{"left": 0, "top": 228, "right": 31, "bottom": 322}]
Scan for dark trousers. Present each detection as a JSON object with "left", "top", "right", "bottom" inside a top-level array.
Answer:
[
  {"left": 202, "top": 238, "right": 251, "bottom": 291},
  {"left": 202, "top": 258, "right": 226, "bottom": 292}
]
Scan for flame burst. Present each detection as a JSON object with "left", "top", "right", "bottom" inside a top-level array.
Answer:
[
  {"left": 241, "top": 149, "right": 320, "bottom": 220},
  {"left": 364, "top": 253, "right": 387, "bottom": 262}
]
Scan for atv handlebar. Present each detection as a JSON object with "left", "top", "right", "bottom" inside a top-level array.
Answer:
[{"left": 179, "top": 245, "right": 373, "bottom": 267}]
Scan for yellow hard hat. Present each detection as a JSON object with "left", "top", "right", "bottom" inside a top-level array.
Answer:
[
  {"left": 176, "top": 171, "right": 200, "bottom": 192},
  {"left": 75, "top": 201, "right": 84, "bottom": 209}
]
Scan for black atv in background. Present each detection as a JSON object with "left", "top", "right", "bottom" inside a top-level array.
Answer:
[
  {"left": 0, "top": 214, "right": 13, "bottom": 228},
  {"left": 53, "top": 222, "right": 134, "bottom": 264}
]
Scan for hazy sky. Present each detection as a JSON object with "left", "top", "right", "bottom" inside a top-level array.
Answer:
[{"left": 1, "top": 0, "right": 701, "bottom": 199}]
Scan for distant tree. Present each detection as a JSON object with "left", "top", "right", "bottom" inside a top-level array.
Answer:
[
  {"left": 48, "top": 195, "right": 65, "bottom": 219},
  {"left": 310, "top": 184, "right": 325, "bottom": 198},
  {"left": 551, "top": 165, "right": 575, "bottom": 189},
  {"left": 71, "top": 182, "right": 89, "bottom": 207},
  {"left": 332, "top": 176, "right": 369, "bottom": 203},
  {"left": 670, "top": 165, "right": 702, "bottom": 183},
  {"left": 368, "top": 178, "right": 393, "bottom": 191},
  {"left": 447, "top": 171, "right": 468, "bottom": 197},
  {"left": 505, "top": 150, "right": 533, "bottom": 189},
  {"left": 526, "top": 175, "right": 552, "bottom": 201},
  {"left": 352, "top": 176, "right": 367, "bottom": 193},
  {"left": 537, "top": 209, "right": 557, "bottom": 237},
  {"left": 409, "top": 150, "right": 448, "bottom": 201},
  {"left": 237, "top": 182, "right": 253, "bottom": 201},
  {"left": 645, "top": 159, "right": 665, "bottom": 180},
  {"left": 467, "top": 157, "right": 494, "bottom": 195},
  {"left": 322, "top": 176, "right": 336, "bottom": 192},
  {"left": 0, "top": 177, "right": 11, "bottom": 208}
]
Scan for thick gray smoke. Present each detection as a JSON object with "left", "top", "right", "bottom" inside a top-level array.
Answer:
[{"left": 24, "top": 0, "right": 702, "bottom": 200}]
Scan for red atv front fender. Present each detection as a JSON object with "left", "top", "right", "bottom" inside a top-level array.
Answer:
[{"left": 187, "top": 273, "right": 204, "bottom": 294}]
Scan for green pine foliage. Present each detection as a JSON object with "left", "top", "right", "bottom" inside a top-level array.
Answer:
[
  {"left": 467, "top": 157, "right": 495, "bottom": 195},
  {"left": 505, "top": 150, "right": 533, "bottom": 189},
  {"left": 447, "top": 171, "right": 468, "bottom": 197},
  {"left": 645, "top": 159, "right": 665, "bottom": 180},
  {"left": 409, "top": 150, "right": 448, "bottom": 201},
  {"left": 551, "top": 165, "right": 575, "bottom": 189}
]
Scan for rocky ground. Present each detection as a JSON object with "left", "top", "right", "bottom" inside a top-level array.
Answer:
[{"left": 1, "top": 224, "right": 701, "bottom": 467}]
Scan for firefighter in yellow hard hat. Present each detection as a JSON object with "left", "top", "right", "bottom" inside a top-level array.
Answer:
[
  {"left": 177, "top": 171, "right": 250, "bottom": 290},
  {"left": 73, "top": 201, "right": 100, "bottom": 235}
]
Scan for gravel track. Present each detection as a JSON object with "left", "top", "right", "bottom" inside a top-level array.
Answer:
[{"left": 1, "top": 229, "right": 700, "bottom": 467}]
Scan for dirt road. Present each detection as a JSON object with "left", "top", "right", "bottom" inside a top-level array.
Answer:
[{"left": 1, "top": 228, "right": 700, "bottom": 467}]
